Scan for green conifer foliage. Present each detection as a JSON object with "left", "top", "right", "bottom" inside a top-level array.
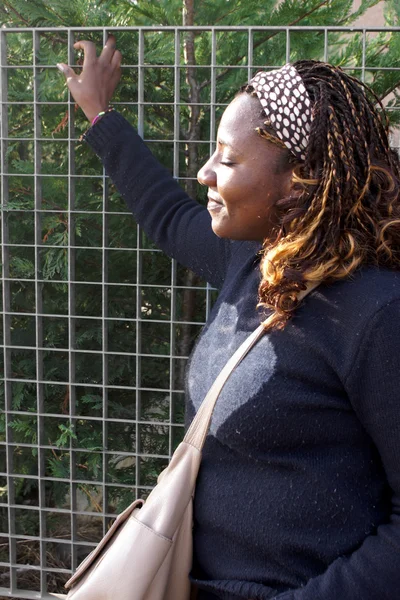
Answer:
[{"left": 0, "top": 1, "right": 400, "bottom": 594}]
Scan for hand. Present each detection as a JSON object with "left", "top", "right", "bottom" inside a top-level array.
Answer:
[{"left": 57, "top": 34, "right": 122, "bottom": 122}]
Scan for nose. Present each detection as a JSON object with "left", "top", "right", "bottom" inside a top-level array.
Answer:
[{"left": 197, "top": 155, "right": 216, "bottom": 187}]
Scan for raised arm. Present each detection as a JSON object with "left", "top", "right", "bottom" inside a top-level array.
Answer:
[{"left": 57, "top": 36, "right": 234, "bottom": 288}]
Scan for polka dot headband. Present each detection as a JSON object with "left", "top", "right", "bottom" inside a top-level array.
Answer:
[{"left": 249, "top": 64, "right": 313, "bottom": 161}]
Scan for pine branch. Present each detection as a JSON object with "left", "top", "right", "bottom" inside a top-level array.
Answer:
[
  {"left": 282, "top": 0, "right": 330, "bottom": 26},
  {"left": 41, "top": 0, "right": 64, "bottom": 23},
  {"left": 3, "top": 0, "right": 30, "bottom": 25},
  {"left": 199, "top": 0, "right": 330, "bottom": 91},
  {"left": 213, "top": 4, "right": 246, "bottom": 24}
]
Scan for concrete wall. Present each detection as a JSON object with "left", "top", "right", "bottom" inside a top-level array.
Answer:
[{"left": 352, "top": 0, "right": 385, "bottom": 26}]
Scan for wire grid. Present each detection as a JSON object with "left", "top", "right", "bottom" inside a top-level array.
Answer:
[{"left": 0, "top": 25, "right": 400, "bottom": 599}]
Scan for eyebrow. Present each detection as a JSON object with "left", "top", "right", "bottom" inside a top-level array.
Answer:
[
  {"left": 217, "top": 137, "right": 233, "bottom": 147},
  {"left": 217, "top": 138, "right": 241, "bottom": 155}
]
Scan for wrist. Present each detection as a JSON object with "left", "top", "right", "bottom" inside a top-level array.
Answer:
[
  {"left": 83, "top": 106, "right": 109, "bottom": 123},
  {"left": 91, "top": 107, "right": 114, "bottom": 127},
  {"left": 79, "top": 107, "right": 115, "bottom": 142}
]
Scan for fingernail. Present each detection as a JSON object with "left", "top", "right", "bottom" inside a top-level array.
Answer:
[{"left": 56, "top": 63, "right": 65, "bottom": 73}]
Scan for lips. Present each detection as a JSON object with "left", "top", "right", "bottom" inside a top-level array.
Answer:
[
  {"left": 208, "top": 194, "right": 223, "bottom": 203},
  {"left": 207, "top": 194, "right": 224, "bottom": 209},
  {"left": 207, "top": 197, "right": 224, "bottom": 212}
]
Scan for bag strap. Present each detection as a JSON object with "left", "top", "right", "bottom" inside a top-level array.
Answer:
[{"left": 184, "top": 282, "right": 319, "bottom": 451}]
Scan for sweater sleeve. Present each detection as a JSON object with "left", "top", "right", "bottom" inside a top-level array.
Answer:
[
  {"left": 82, "top": 111, "right": 234, "bottom": 289},
  {"left": 276, "top": 298, "right": 400, "bottom": 600}
]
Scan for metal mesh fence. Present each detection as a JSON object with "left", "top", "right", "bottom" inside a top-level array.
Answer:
[{"left": 0, "top": 24, "right": 400, "bottom": 599}]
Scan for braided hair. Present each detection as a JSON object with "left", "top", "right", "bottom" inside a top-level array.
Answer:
[{"left": 243, "top": 60, "right": 400, "bottom": 330}]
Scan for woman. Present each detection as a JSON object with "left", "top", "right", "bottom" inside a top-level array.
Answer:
[{"left": 57, "top": 36, "right": 400, "bottom": 599}]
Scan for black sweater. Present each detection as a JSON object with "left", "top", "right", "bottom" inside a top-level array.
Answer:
[{"left": 85, "top": 112, "right": 400, "bottom": 600}]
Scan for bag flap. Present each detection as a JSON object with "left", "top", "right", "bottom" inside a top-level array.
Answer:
[{"left": 64, "top": 498, "right": 144, "bottom": 590}]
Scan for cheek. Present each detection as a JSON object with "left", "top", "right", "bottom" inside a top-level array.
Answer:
[
  {"left": 248, "top": 185, "right": 275, "bottom": 213},
  {"left": 249, "top": 168, "right": 275, "bottom": 198},
  {"left": 218, "top": 169, "right": 237, "bottom": 191}
]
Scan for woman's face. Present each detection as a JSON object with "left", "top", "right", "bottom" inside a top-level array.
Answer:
[{"left": 197, "top": 93, "right": 294, "bottom": 241}]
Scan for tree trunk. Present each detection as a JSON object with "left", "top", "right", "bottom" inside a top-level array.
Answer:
[{"left": 178, "top": 0, "right": 202, "bottom": 389}]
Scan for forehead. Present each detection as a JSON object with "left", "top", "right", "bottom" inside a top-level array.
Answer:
[{"left": 218, "top": 93, "right": 264, "bottom": 144}]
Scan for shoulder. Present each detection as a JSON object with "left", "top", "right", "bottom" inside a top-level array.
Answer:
[
  {"left": 310, "top": 266, "right": 400, "bottom": 321},
  {"left": 291, "top": 267, "right": 400, "bottom": 380}
]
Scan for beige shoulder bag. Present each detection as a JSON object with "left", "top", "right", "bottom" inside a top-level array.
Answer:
[{"left": 53, "top": 284, "right": 315, "bottom": 600}]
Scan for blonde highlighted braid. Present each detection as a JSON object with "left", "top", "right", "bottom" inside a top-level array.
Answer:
[{"left": 243, "top": 60, "right": 400, "bottom": 331}]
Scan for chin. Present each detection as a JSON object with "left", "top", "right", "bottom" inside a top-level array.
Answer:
[
  {"left": 210, "top": 218, "right": 261, "bottom": 241},
  {"left": 211, "top": 227, "right": 246, "bottom": 241},
  {"left": 212, "top": 223, "right": 266, "bottom": 242},
  {"left": 210, "top": 221, "right": 232, "bottom": 239}
]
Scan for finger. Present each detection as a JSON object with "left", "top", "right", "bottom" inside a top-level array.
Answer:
[
  {"left": 99, "top": 34, "right": 117, "bottom": 64},
  {"left": 73, "top": 40, "right": 97, "bottom": 66},
  {"left": 111, "top": 49, "right": 122, "bottom": 70},
  {"left": 56, "top": 63, "right": 77, "bottom": 83}
]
